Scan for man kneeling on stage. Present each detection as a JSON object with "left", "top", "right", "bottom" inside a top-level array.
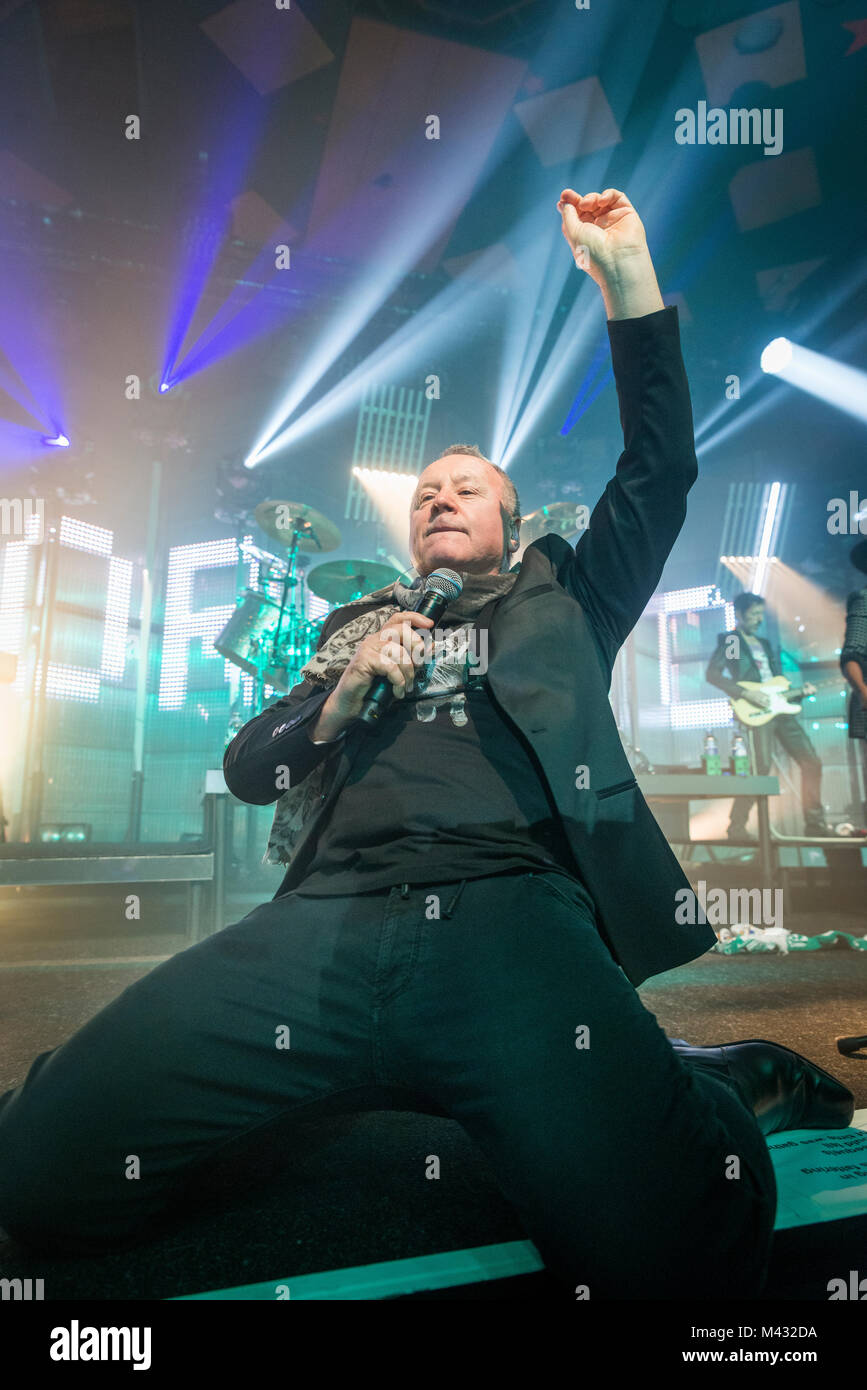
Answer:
[{"left": 0, "top": 189, "right": 853, "bottom": 1297}]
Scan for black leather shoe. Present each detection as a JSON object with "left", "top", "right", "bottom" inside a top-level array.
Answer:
[
  {"left": 804, "top": 821, "right": 833, "bottom": 837},
  {"left": 670, "top": 1038, "right": 855, "bottom": 1136}
]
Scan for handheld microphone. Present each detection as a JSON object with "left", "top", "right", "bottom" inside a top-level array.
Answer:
[{"left": 358, "top": 568, "right": 463, "bottom": 725}]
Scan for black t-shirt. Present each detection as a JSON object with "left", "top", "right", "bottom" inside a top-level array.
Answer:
[{"left": 293, "top": 620, "right": 588, "bottom": 899}]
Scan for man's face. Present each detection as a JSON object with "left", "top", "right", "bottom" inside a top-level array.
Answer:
[
  {"left": 409, "top": 455, "right": 512, "bottom": 577},
  {"left": 741, "top": 602, "right": 765, "bottom": 634}
]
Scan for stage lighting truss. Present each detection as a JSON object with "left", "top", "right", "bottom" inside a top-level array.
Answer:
[{"left": 345, "top": 384, "right": 433, "bottom": 524}]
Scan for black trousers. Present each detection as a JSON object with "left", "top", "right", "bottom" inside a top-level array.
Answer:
[
  {"left": 0, "top": 869, "right": 777, "bottom": 1298},
  {"left": 729, "top": 714, "right": 823, "bottom": 832}
]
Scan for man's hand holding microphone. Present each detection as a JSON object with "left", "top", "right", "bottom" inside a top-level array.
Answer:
[{"left": 307, "top": 611, "right": 435, "bottom": 742}]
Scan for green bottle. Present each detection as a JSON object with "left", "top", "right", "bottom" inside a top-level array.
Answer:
[
  {"left": 731, "top": 733, "right": 750, "bottom": 776},
  {"left": 702, "top": 731, "right": 722, "bottom": 775}
]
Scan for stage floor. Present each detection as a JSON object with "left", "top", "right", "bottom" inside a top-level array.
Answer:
[{"left": 0, "top": 887, "right": 864, "bottom": 1300}]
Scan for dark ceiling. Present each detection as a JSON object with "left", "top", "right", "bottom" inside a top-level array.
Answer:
[{"left": 0, "top": 0, "right": 864, "bottom": 589}]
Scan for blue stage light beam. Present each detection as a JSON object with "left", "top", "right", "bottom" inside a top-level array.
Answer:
[
  {"left": 0, "top": 358, "right": 50, "bottom": 434},
  {"left": 697, "top": 317, "right": 867, "bottom": 461},
  {"left": 497, "top": 283, "right": 602, "bottom": 473},
  {"left": 553, "top": 219, "right": 729, "bottom": 449},
  {"left": 175, "top": 21, "right": 536, "bottom": 404},
  {"left": 759, "top": 337, "right": 867, "bottom": 425},
  {"left": 695, "top": 269, "right": 865, "bottom": 449},
  {"left": 250, "top": 0, "right": 688, "bottom": 474},
  {"left": 0, "top": 203, "right": 66, "bottom": 439},
  {"left": 251, "top": 0, "right": 687, "bottom": 475},
  {"left": 259, "top": 185, "right": 587, "bottom": 473},
  {"left": 495, "top": 201, "right": 731, "bottom": 462},
  {"left": 242, "top": 248, "right": 508, "bottom": 464},
  {"left": 486, "top": 0, "right": 665, "bottom": 460},
  {"left": 247, "top": 215, "right": 497, "bottom": 467},
  {"left": 488, "top": 198, "right": 582, "bottom": 463},
  {"left": 245, "top": 142, "right": 522, "bottom": 469},
  {"left": 496, "top": 31, "right": 725, "bottom": 477},
  {"left": 559, "top": 326, "right": 614, "bottom": 436},
  {"left": 159, "top": 74, "right": 269, "bottom": 392}
]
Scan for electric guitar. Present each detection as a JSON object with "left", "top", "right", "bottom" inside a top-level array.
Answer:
[{"left": 729, "top": 675, "right": 842, "bottom": 729}]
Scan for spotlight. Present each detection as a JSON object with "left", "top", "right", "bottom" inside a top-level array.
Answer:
[
  {"left": 43, "top": 433, "right": 70, "bottom": 448},
  {"left": 148, "top": 372, "right": 189, "bottom": 403},
  {"left": 760, "top": 338, "right": 793, "bottom": 374}
]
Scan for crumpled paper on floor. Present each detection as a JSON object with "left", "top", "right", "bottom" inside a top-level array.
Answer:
[{"left": 713, "top": 924, "right": 867, "bottom": 954}]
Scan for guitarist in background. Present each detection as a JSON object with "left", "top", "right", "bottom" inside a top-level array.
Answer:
[
  {"left": 841, "top": 540, "right": 867, "bottom": 820},
  {"left": 705, "top": 591, "right": 826, "bottom": 838}
]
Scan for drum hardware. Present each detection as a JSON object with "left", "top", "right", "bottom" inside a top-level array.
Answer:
[
  {"left": 214, "top": 589, "right": 293, "bottom": 683},
  {"left": 218, "top": 507, "right": 406, "bottom": 740},
  {"left": 237, "top": 540, "right": 296, "bottom": 583},
  {"left": 218, "top": 500, "right": 345, "bottom": 733},
  {"left": 519, "top": 501, "right": 589, "bottom": 546},
  {"left": 253, "top": 500, "right": 342, "bottom": 553},
  {"left": 306, "top": 559, "right": 403, "bottom": 607}
]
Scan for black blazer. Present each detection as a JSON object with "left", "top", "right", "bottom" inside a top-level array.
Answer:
[
  {"left": 224, "top": 305, "right": 716, "bottom": 988},
  {"left": 705, "top": 629, "right": 781, "bottom": 702}
]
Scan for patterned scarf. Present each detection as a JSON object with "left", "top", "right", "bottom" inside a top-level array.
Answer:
[{"left": 265, "top": 567, "right": 519, "bottom": 865}]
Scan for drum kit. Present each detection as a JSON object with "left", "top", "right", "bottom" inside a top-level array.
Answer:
[
  {"left": 214, "top": 499, "right": 404, "bottom": 717},
  {"left": 215, "top": 496, "right": 586, "bottom": 724}
]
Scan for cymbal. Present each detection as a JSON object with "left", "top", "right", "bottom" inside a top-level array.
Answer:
[
  {"left": 519, "top": 500, "right": 588, "bottom": 545},
  {"left": 254, "top": 500, "right": 341, "bottom": 552},
  {"left": 307, "top": 560, "right": 403, "bottom": 606}
]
